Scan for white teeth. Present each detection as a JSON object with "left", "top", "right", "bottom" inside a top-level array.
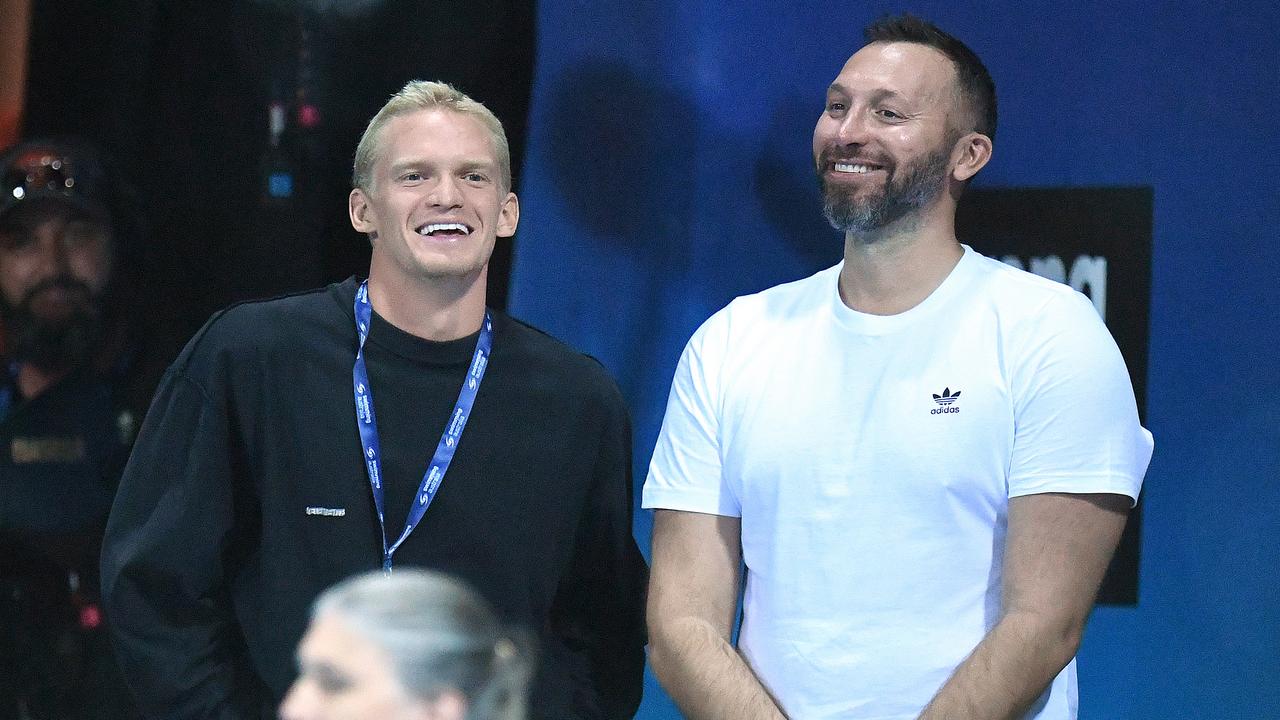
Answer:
[
  {"left": 419, "top": 223, "right": 470, "bottom": 236},
  {"left": 834, "top": 163, "right": 872, "bottom": 174}
]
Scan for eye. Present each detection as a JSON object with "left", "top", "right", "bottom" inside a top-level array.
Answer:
[
  {"left": 0, "top": 231, "right": 35, "bottom": 253},
  {"left": 462, "top": 171, "right": 488, "bottom": 183},
  {"left": 63, "top": 221, "right": 103, "bottom": 248},
  {"left": 876, "top": 108, "right": 905, "bottom": 120},
  {"left": 401, "top": 171, "right": 424, "bottom": 183},
  {"left": 312, "top": 667, "right": 353, "bottom": 696},
  {"left": 826, "top": 100, "right": 847, "bottom": 114}
]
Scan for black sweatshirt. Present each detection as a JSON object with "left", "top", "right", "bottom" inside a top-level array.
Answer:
[{"left": 101, "top": 278, "right": 647, "bottom": 719}]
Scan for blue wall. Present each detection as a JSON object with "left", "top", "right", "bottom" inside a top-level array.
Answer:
[{"left": 510, "top": 2, "right": 1280, "bottom": 717}]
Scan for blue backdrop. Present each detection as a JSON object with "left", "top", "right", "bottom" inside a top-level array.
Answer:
[{"left": 509, "top": 2, "right": 1280, "bottom": 717}]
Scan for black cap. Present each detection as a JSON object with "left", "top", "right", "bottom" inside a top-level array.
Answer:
[{"left": 0, "top": 139, "right": 113, "bottom": 224}]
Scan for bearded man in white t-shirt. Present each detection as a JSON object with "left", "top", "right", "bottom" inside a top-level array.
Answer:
[{"left": 643, "top": 14, "right": 1153, "bottom": 720}]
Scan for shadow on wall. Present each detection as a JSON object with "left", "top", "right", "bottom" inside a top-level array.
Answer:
[
  {"left": 545, "top": 61, "right": 699, "bottom": 263},
  {"left": 544, "top": 63, "right": 843, "bottom": 288},
  {"left": 754, "top": 92, "right": 843, "bottom": 270},
  {"left": 540, "top": 61, "right": 703, "bottom": 401}
]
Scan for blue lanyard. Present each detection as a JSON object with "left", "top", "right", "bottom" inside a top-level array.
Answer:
[{"left": 351, "top": 281, "right": 493, "bottom": 572}]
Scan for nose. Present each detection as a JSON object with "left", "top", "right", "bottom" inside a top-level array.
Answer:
[
  {"left": 833, "top": 108, "right": 872, "bottom": 147},
  {"left": 427, "top": 175, "right": 464, "bottom": 209},
  {"left": 278, "top": 680, "right": 315, "bottom": 720},
  {"left": 30, "top": 227, "right": 72, "bottom": 278}
]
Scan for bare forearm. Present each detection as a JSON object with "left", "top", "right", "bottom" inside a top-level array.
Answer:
[
  {"left": 918, "top": 611, "right": 1080, "bottom": 720},
  {"left": 650, "top": 617, "right": 786, "bottom": 720}
]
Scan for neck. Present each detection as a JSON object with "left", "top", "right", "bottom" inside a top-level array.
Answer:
[
  {"left": 366, "top": 266, "right": 489, "bottom": 342},
  {"left": 838, "top": 205, "right": 963, "bottom": 316}
]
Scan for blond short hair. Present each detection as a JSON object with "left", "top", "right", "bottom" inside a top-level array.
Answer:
[{"left": 352, "top": 80, "right": 512, "bottom": 193}]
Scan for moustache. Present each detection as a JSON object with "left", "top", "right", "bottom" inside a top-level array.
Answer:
[
  {"left": 816, "top": 146, "right": 893, "bottom": 169},
  {"left": 20, "top": 276, "right": 96, "bottom": 310}
]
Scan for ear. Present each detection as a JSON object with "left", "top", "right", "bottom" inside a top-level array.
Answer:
[
  {"left": 951, "top": 132, "right": 993, "bottom": 182},
  {"left": 349, "top": 187, "right": 377, "bottom": 237},
  {"left": 496, "top": 191, "right": 520, "bottom": 238}
]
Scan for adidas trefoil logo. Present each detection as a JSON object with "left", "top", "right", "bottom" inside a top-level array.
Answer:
[{"left": 930, "top": 387, "right": 961, "bottom": 415}]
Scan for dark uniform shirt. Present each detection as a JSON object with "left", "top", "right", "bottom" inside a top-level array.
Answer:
[{"left": 1, "top": 363, "right": 141, "bottom": 720}]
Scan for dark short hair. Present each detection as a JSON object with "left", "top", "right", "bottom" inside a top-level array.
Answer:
[{"left": 864, "top": 14, "right": 997, "bottom": 142}]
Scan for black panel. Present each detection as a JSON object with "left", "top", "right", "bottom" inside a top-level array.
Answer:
[{"left": 958, "top": 187, "right": 1154, "bottom": 605}]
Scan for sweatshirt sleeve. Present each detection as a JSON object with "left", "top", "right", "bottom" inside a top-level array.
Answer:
[
  {"left": 100, "top": 363, "right": 264, "bottom": 719},
  {"left": 547, "top": 384, "right": 648, "bottom": 720}
]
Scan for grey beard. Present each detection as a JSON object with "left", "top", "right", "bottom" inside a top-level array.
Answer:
[{"left": 820, "top": 147, "right": 952, "bottom": 236}]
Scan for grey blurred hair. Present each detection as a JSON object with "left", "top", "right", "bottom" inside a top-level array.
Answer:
[{"left": 312, "top": 569, "right": 533, "bottom": 720}]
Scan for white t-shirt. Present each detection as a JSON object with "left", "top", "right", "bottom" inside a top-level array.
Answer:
[{"left": 643, "top": 246, "right": 1153, "bottom": 719}]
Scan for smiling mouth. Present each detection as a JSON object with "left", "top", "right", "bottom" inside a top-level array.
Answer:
[
  {"left": 832, "top": 162, "right": 884, "bottom": 174},
  {"left": 416, "top": 222, "right": 473, "bottom": 237}
]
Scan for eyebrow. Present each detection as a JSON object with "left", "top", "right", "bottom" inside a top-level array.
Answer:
[
  {"left": 298, "top": 657, "right": 346, "bottom": 680},
  {"left": 388, "top": 158, "right": 497, "bottom": 175},
  {"left": 826, "top": 83, "right": 908, "bottom": 104}
]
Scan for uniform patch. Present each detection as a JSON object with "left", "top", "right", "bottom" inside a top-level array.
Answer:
[{"left": 10, "top": 436, "right": 87, "bottom": 463}]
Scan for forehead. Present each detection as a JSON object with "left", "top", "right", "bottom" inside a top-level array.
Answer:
[
  {"left": 376, "top": 109, "right": 499, "bottom": 168},
  {"left": 297, "top": 611, "right": 393, "bottom": 682},
  {"left": 831, "top": 41, "right": 959, "bottom": 105},
  {"left": 302, "top": 612, "right": 377, "bottom": 659},
  {"left": 298, "top": 612, "right": 413, "bottom": 712},
  {"left": 0, "top": 199, "right": 111, "bottom": 235}
]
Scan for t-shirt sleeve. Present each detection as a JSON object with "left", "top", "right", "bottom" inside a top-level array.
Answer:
[
  {"left": 642, "top": 311, "right": 741, "bottom": 516},
  {"left": 1007, "top": 291, "right": 1154, "bottom": 504}
]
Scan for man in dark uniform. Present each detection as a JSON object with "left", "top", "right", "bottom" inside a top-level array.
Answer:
[{"left": 0, "top": 139, "right": 142, "bottom": 720}]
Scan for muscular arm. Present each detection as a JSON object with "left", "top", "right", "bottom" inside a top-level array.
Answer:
[
  {"left": 918, "top": 492, "right": 1131, "bottom": 720},
  {"left": 647, "top": 509, "right": 786, "bottom": 720}
]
